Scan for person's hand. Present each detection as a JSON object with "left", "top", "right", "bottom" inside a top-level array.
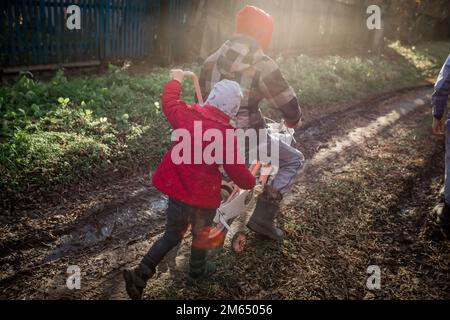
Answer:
[
  {"left": 432, "top": 117, "right": 445, "bottom": 136},
  {"left": 285, "top": 118, "right": 303, "bottom": 130},
  {"left": 170, "top": 69, "right": 185, "bottom": 83}
]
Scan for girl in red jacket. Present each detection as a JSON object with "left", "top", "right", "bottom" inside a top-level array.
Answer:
[{"left": 123, "top": 70, "right": 256, "bottom": 300}]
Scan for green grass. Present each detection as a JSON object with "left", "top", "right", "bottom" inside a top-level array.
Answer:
[
  {"left": 278, "top": 53, "right": 414, "bottom": 105},
  {"left": 388, "top": 41, "right": 450, "bottom": 78},
  {"left": 277, "top": 40, "right": 450, "bottom": 107},
  {"left": 1, "top": 41, "right": 449, "bottom": 197}
]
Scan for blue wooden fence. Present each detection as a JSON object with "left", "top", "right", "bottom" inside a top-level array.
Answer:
[
  {"left": 0, "top": 0, "right": 166, "bottom": 68},
  {"left": 168, "top": 0, "right": 192, "bottom": 61}
]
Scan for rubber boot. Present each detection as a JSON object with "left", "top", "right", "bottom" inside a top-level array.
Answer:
[
  {"left": 247, "top": 185, "right": 284, "bottom": 241},
  {"left": 189, "top": 259, "right": 217, "bottom": 280},
  {"left": 189, "top": 247, "right": 217, "bottom": 280},
  {"left": 433, "top": 202, "right": 450, "bottom": 231},
  {"left": 123, "top": 263, "right": 155, "bottom": 300}
]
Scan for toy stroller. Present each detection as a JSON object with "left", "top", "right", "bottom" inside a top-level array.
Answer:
[{"left": 184, "top": 71, "right": 296, "bottom": 254}]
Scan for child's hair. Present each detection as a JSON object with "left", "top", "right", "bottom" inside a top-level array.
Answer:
[{"left": 205, "top": 80, "right": 243, "bottom": 118}]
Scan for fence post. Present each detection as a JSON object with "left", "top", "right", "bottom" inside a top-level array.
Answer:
[{"left": 157, "top": 0, "right": 171, "bottom": 64}]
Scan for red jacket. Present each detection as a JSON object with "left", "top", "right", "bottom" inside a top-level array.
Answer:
[{"left": 152, "top": 80, "right": 256, "bottom": 209}]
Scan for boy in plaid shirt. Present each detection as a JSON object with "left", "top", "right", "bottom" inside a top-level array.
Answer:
[{"left": 199, "top": 5, "right": 305, "bottom": 241}]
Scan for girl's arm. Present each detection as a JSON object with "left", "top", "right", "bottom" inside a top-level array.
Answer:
[{"left": 161, "top": 79, "right": 189, "bottom": 129}]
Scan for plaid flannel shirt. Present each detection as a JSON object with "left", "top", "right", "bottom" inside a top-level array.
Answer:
[{"left": 199, "top": 35, "right": 302, "bottom": 129}]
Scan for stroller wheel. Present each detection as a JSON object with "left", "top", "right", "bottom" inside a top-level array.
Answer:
[{"left": 232, "top": 231, "right": 247, "bottom": 254}]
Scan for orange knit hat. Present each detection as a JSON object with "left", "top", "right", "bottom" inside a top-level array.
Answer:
[{"left": 235, "top": 6, "right": 274, "bottom": 49}]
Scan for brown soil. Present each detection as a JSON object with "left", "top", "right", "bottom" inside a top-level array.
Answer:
[{"left": 1, "top": 86, "right": 449, "bottom": 300}]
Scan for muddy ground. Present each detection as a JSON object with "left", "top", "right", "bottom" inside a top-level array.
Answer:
[{"left": 1, "top": 85, "right": 449, "bottom": 300}]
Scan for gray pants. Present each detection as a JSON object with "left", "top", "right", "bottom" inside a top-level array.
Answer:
[
  {"left": 445, "top": 120, "right": 450, "bottom": 204},
  {"left": 246, "top": 133, "right": 305, "bottom": 195}
]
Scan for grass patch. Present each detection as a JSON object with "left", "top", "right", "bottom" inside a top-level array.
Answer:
[
  {"left": 0, "top": 131, "right": 108, "bottom": 190},
  {"left": 388, "top": 41, "right": 450, "bottom": 78},
  {"left": 1, "top": 41, "right": 449, "bottom": 197},
  {"left": 0, "top": 65, "right": 197, "bottom": 195}
]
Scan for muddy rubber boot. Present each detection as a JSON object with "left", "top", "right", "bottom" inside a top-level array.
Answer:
[
  {"left": 189, "top": 260, "right": 217, "bottom": 281},
  {"left": 123, "top": 263, "right": 155, "bottom": 300},
  {"left": 247, "top": 186, "right": 284, "bottom": 241},
  {"left": 189, "top": 241, "right": 217, "bottom": 280},
  {"left": 433, "top": 202, "right": 450, "bottom": 232}
]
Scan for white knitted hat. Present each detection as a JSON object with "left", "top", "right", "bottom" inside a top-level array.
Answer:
[{"left": 205, "top": 80, "right": 243, "bottom": 118}]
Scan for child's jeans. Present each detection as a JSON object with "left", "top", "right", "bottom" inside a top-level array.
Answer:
[{"left": 141, "top": 198, "right": 215, "bottom": 271}]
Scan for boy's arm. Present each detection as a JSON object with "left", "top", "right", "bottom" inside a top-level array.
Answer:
[
  {"left": 222, "top": 139, "right": 256, "bottom": 190},
  {"left": 258, "top": 58, "right": 303, "bottom": 128},
  {"left": 162, "top": 79, "right": 189, "bottom": 129},
  {"left": 198, "top": 62, "right": 213, "bottom": 104},
  {"left": 223, "top": 163, "right": 256, "bottom": 190},
  {"left": 432, "top": 56, "right": 450, "bottom": 121}
]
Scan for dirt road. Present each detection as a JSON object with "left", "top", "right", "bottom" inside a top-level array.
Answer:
[{"left": 1, "top": 86, "right": 449, "bottom": 299}]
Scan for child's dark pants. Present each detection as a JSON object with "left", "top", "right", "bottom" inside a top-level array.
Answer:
[{"left": 140, "top": 198, "right": 215, "bottom": 275}]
